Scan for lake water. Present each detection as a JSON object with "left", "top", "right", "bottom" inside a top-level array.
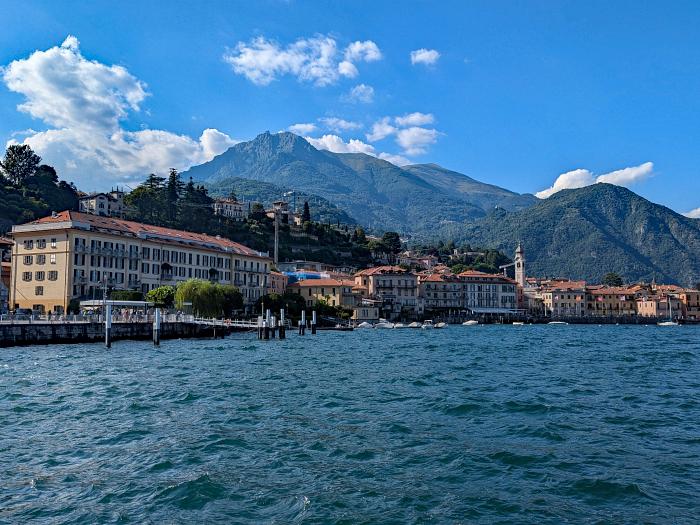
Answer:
[{"left": 1, "top": 325, "right": 699, "bottom": 523}]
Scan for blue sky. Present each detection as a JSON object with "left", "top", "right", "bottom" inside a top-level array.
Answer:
[{"left": 1, "top": 0, "right": 699, "bottom": 216}]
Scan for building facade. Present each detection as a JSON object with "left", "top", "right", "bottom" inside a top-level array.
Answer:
[
  {"left": 458, "top": 270, "right": 519, "bottom": 313},
  {"left": 213, "top": 198, "right": 250, "bottom": 221},
  {"left": 268, "top": 271, "right": 288, "bottom": 295},
  {"left": 78, "top": 190, "right": 125, "bottom": 218},
  {"left": 10, "top": 211, "right": 271, "bottom": 313},
  {"left": 419, "top": 273, "right": 462, "bottom": 310},
  {"left": 354, "top": 266, "right": 420, "bottom": 318},
  {"left": 287, "top": 278, "right": 356, "bottom": 308}
]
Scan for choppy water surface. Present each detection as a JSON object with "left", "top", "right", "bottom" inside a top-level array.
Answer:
[{"left": 2, "top": 325, "right": 700, "bottom": 523}]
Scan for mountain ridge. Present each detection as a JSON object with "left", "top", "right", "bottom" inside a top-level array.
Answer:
[{"left": 183, "top": 131, "right": 535, "bottom": 234}]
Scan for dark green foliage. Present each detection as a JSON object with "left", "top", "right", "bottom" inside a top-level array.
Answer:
[
  {"left": 602, "top": 272, "right": 624, "bottom": 287},
  {"left": 206, "top": 176, "right": 356, "bottom": 225},
  {"left": 1, "top": 144, "right": 41, "bottom": 185},
  {"left": 109, "top": 290, "right": 144, "bottom": 301},
  {"left": 302, "top": 201, "right": 311, "bottom": 222},
  {"left": 145, "top": 285, "right": 176, "bottom": 308},
  {"left": 381, "top": 232, "right": 402, "bottom": 254},
  {"left": 0, "top": 147, "right": 79, "bottom": 232},
  {"left": 458, "top": 184, "right": 700, "bottom": 286},
  {"left": 182, "top": 132, "right": 536, "bottom": 236}
]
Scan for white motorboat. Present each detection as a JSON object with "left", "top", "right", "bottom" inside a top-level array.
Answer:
[
  {"left": 375, "top": 321, "right": 395, "bottom": 329},
  {"left": 512, "top": 321, "right": 525, "bottom": 326},
  {"left": 421, "top": 320, "right": 435, "bottom": 329},
  {"left": 356, "top": 321, "right": 373, "bottom": 329},
  {"left": 394, "top": 322, "right": 410, "bottom": 329},
  {"left": 435, "top": 322, "right": 448, "bottom": 329},
  {"left": 658, "top": 298, "right": 679, "bottom": 326},
  {"left": 408, "top": 321, "right": 422, "bottom": 328},
  {"left": 548, "top": 321, "right": 568, "bottom": 325},
  {"left": 462, "top": 320, "right": 479, "bottom": 326}
]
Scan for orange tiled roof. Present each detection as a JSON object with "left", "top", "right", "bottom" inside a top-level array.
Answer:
[
  {"left": 354, "top": 265, "right": 407, "bottom": 276},
  {"left": 24, "top": 210, "right": 269, "bottom": 259}
]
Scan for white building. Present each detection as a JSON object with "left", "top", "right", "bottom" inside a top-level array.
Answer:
[{"left": 213, "top": 198, "right": 250, "bottom": 221}]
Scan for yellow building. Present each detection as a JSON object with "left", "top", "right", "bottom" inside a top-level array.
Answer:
[
  {"left": 10, "top": 211, "right": 271, "bottom": 313},
  {"left": 354, "top": 266, "right": 420, "bottom": 317},
  {"left": 585, "top": 286, "right": 639, "bottom": 317},
  {"left": 540, "top": 281, "right": 586, "bottom": 317},
  {"left": 268, "top": 271, "right": 289, "bottom": 295},
  {"left": 287, "top": 278, "right": 357, "bottom": 308}
]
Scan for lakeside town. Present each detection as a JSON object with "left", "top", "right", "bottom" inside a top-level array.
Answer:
[{"left": 1, "top": 186, "right": 698, "bottom": 329}]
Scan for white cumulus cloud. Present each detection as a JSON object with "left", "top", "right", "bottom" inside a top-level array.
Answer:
[
  {"left": 535, "top": 162, "right": 655, "bottom": 199},
  {"left": 343, "top": 83, "right": 374, "bottom": 103},
  {"left": 304, "top": 134, "right": 376, "bottom": 155},
  {"left": 410, "top": 48, "right": 440, "bottom": 66},
  {"left": 683, "top": 208, "right": 700, "bottom": 219},
  {"left": 287, "top": 122, "right": 317, "bottom": 134},
  {"left": 319, "top": 117, "right": 362, "bottom": 133},
  {"left": 366, "top": 117, "right": 397, "bottom": 142},
  {"left": 2, "top": 36, "right": 237, "bottom": 188},
  {"left": 304, "top": 134, "right": 410, "bottom": 167},
  {"left": 395, "top": 112, "right": 435, "bottom": 127},
  {"left": 396, "top": 127, "right": 439, "bottom": 155},
  {"left": 223, "top": 35, "right": 382, "bottom": 86}
]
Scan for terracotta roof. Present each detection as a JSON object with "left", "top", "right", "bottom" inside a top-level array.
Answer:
[
  {"left": 420, "top": 273, "right": 460, "bottom": 283},
  {"left": 354, "top": 265, "right": 407, "bottom": 276},
  {"left": 23, "top": 210, "right": 269, "bottom": 259},
  {"left": 288, "top": 278, "right": 355, "bottom": 288}
]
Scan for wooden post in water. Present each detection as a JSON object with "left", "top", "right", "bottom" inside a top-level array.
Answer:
[
  {"left": 270, "top": 315, "right": 276, "bottom": 338},
  {"left": 105, "top": 303, "right": 112, "bottom": 348},
  {"left": 300, "top": 310, "right": 306, "bottom": 335},
  {"left": 263, "top": 319, "right": 270, "bottom": 340},
  {"left": 257, "top": 316, "right": 263, "bottom": 339},
  {"left": 279, "top": 308, "right": 286, "bottom": 339},
  {"left": 153, "top": 308, "right": 161, "bottom": 346},
  {"left": 311, "top": 310, "right": 317, "bottom": 334}
]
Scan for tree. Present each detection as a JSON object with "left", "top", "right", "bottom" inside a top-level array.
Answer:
[
  {"left": 220, "top": 285, "right": 244, "bottom": 316},
  {"left": 166, "top": 168, "right": 184, "bottom": 224},
  {"left": 176, "top": 279, "right": 221, "bottom": 317},
  {"left": 602, "top": 272, "right": 624, "bottom": 287},
  {"left": 381, "top": 231, "right": 402, "bottom": 254},
  {"left": 302, "top": 201, "right": 311, "bottom": 222},
  {"left": 125, "top": 175, "right": 167, "bottom": 225},
  {"left": 1, "top": 144, "right": 41, "bottom": 185},
  {"left": 146, "top": 285, "right": 176, "bottom": 308}
]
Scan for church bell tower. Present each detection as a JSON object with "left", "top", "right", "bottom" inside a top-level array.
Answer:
[{"left": 515, "top": 242, "right": 525, "bottom": 287}]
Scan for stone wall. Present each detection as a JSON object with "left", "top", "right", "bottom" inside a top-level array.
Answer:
[{"left": 0, "top": 322, "right": 223, "bottom": 348}]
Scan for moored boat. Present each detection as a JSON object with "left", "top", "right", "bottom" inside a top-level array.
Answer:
[
  {"left": 435, "top": 322, "right": 448, "bottom": 329},
  {"left": 375, "top": 321, "right": 395, "bottom": 329},
  {"left": 462, "top": 320, "right": 479, "bottom": 326},
  {"left": 421, "top": 320, "right": 435, "bottom": 329},
  {"left": 407, "top": 321, "right": 422, "bottom": 328}
]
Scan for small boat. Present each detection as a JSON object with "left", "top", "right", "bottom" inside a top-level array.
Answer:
[
  {"left": 658, "top": 298, "right": 679, "bottom": 326},
  {"left": 394, "top": 322, "right": 410, "bottom": 329},
  {"left": 421, "top": 320, "right": 435, "bottom": 329},
  {"left": 435, "top": 322, "right": 448, "bottom": 329},
  {"left": 548, "top": 321, "right": 568, "bottom": 325},
  {"left": 512, "top": 321, "right": 525, "bottom": 326},
  {"left": 356, "top": 321, "right": 373, "bottom": 329},
  {"left": 375, "top": 321, "right": 395, "bottom": 329},
  {"left": 408, "top": 321, "right": 422, "bottom": 328},
  {"left": 462, "top": 320, "right": 479, "bottom": 326}
]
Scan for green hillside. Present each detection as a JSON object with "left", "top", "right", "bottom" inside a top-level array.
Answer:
[{"left": 459, "top": 183, "right": 700, "bottom": 286}]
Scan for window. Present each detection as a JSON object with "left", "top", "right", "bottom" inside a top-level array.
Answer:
[
  {"left": 22, "top": 272, "right": 32, "bottom": 282},
  {"left": 24, "top": 255, "right": 33, "bottom": 265},
  {"left": 51, "top": 238, "right": 57, "bottom": 248},
  {"left": 48, "top": 271, "right": 58, "bottom": 281},
  {"left": 50, "top": 254, "right": 56, "bottom": 264},
  {"left": 35, "top": 286, "right": 44, "bottom": 296},
  {"left": 37, "top": 254, "right": 46, "bottom": 265},
  {"left": 24, "top": 240, "right": 34, "bottom": 250},
  {"left": 37, "top": 239, "right": 46, "bottom": 249},
  {"left": 35, "top": 271, "right": 45, "bottom": 281}
]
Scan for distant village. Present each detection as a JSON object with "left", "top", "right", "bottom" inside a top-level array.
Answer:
[{"left": 1, "top": 188, "right": 699, "bottom": 324}]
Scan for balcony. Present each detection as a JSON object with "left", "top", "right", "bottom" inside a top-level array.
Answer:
[{"left": 161, "top": 273, "right": 174, "bottom": 281}]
